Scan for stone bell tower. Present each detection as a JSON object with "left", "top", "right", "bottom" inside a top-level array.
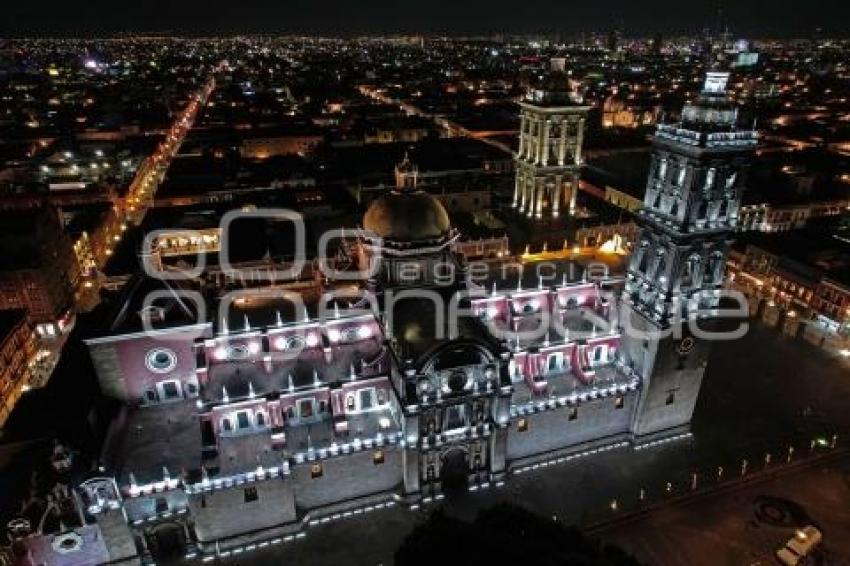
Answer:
[
  {"left": 620, "top": 71, "right": 758, "bottom": 443},
  {"left": 513, "top": 59, "right": 591, "bottom": 220}
]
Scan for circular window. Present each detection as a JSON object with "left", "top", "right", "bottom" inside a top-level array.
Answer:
[
  {"left": 227, "top": 344, "right": 250, "bottom": 360},
  {"left": 285, "top": 335, "right": 306, "bottom": 350},
  {"left": 145, "top": 348, "right": 177, "bottom": 374},
  {"left": 52, "top": 532, "right": 83, "bottom": 554}
]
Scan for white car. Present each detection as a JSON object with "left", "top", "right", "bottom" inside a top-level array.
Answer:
[{"left": 776, "top": 526, "right": 822, "bottom": 565}]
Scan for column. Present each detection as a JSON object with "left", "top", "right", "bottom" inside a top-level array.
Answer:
[
  {"left": 569, "top": 172, "right": 578, "bottom": 215},
  {"left": 525, "top": 116, "right": 535, "bottom": 160},
  {"left": 541, "top": 118, "right": 551, "bottom": 166},
  {"left": 518, "top": 113, "right": 528, "bottom": 160},
  {"left": 558, "top": 117, "right": 567, "bottom": 166},
  {"left": 535, "top": 179, "right": 544, "bottom": 219},
  {"left": 552, "top": 175, "right": 561, "bottom": 218},
  {"left": 527, "top": 183, "right": 536, "bottom": 218},
  {"left": 574, "top": 117, "right": 586, "bottom": 166},
  {"left": 513, "top": 171, "right": 521, "bottom": 208}
]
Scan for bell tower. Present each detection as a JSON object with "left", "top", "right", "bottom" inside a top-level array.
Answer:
[
  {"left": 513, "top": 60, "right": 590, "bottom": 220},
  {"left": 620, "top": 71, "right": 758, "bottom": 443}
]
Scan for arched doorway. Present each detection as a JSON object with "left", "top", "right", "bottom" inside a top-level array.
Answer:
[
  {"left": 440, "top": 448, "right": 469, "bottom": 493},
  {"left": 146, "top": 522, "right": 187, "bottom": 562}
]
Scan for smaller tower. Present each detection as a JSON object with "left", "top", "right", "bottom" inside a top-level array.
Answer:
[
  {"left": 394, "top": 152, "right": 418, "bottom": 190},
  {"left": 513, "top": 60, "right": 591, "bottom": 221}
]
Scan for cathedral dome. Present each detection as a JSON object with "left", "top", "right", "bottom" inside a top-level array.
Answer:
[{"left": 363, "top": 189, "right": 451, "bottom": 242}]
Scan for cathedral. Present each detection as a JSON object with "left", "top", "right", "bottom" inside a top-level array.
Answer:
[{"left": 12, "top": 72, "right": 755, "bottom": 564}]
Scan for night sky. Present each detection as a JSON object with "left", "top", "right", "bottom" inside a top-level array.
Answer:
[{"left": 3, "top": 0, "right": 848, "bottom": 37}]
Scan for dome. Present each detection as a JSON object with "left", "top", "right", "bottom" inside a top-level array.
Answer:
[{"left": 363, "top": 189, "right": 451, "bottom": 242}]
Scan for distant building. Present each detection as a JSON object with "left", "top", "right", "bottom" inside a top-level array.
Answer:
[
  {"left": 0, "top": 310, "right": 37, "bottom": 427},
  {"left": 0, "top": 206, "right": 79, "bottom": 336},
  {"left": 240, "top": 127, "right": 324, "bottom": 159},
  {"left": 738, "top": 200, "right": 849, "bottom": 232},
  {"left": 602, "top": 95, "right": 659, "bottom": 129}
]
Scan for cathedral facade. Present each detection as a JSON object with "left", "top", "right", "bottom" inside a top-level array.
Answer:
[{"left": 15, "top": 73, "right": 754, "bottom": 565}]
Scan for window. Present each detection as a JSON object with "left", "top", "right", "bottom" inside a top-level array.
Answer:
[
  {"left": 155, "top": 497, "right": 168, "bottom": 513},
  {"left": 658, "top": 158, "right": 668, "bottom": 180},
  {"left": 222, "top": 418, "right": 232, "bottom": 432},
  {"left": 615, "top": 395, "right": 625, "bottom": 409},
  {"left": 665, "top": 390, "right": 676, "bottom": 405},
  {"left": 145, "top": 348, "right": 177, "bottom": 374},
  {"left": 346, "top": 395, "right": 355, "bottom": 411},
  {"left": 377, "top": 389, "right": 386, "bottom": 405},
  {"left": 705, "top": 167, "right": 716, "bottom": 189},
  {"left": 256, "top": 412, "right": 266, "bottom": 427},
  {"left": 299, "top": 399, "right": 314, "bottom": 419},
  {"left": 145, "top": 390, "right": 157, "bottom": 403},
  {"left": 286, "top": 406, "right": 295, "bottom": 420},
  {"left": 547, "top": 353, "right": 564, "bottom": 373},
  {"left": 517, "top": 418, "right": 528, "bottom": 432},
  {"left": 160, "top": 381, "right": 180, "bottom": 400},
  {"left": 359, "top": 389, "right": 374, "bottom": 411},
  {"left": 568, "top": 407, "right": 578, "bottom": 421},
  {"left": 236, "top": 411, "right": 251, "bottom": 429},
  {"left": 373, "top": 450, "right": 385, "bottom": 465},
  {"left": 244, "top": 487, "right": 258, "bottom": 503},
  {"left": 310, "top": 463, "right": 323, "bottom": 479}
]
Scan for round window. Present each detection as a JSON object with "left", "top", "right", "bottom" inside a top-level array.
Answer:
[
  {"left": 52, "top": 532, "right": 83, "bottom": 554},
  {"left": 227, "top": 344, "right": 250, "bottom": 360},
  {"left": 145, "top": 348, "right": 177, "bottom": 374}
]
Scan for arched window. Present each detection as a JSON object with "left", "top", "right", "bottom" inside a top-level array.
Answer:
[
  {"left": 670, "top": 201, "right": 679, "bottom": 217},
  {"left": 655, "top": 252, "right": 667, "bottom": 280},
  {"left": 697, "top": 201, "right": 708, "bottom": 220},
  {"left": 638, "top": 247, "right": 652, "bottom": 273},
  {"left": 681, "top": 254, "right": 701, "bottom": 288},
  {"left": 718, "top": 200, "right": 728, "bottom": 219}
]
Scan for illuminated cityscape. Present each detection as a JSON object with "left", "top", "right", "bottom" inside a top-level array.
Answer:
[{"left": 1, "top": 4, "right": 850, "bottom": 565}]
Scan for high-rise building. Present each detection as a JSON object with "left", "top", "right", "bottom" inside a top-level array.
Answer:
[
  {"left": 512, "top": 61, "right": 590, "bottom": 221},
  {"left": 620, "top": 72, "right": 758, "bottom": 442}
]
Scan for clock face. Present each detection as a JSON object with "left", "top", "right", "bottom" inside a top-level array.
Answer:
[{"left": 677, "top": 336, "right": 696, "bottom": 355}]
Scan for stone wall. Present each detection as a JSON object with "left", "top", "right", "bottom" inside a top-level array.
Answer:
[
  {"left": 506, "top": 394, "right": 635, "bottom": 461},
  {"left": 188, "top": 478, "right": 297, "bottom": 543},
  {"left": 291, "top": 445, "right": 403, "bottom": 510}
]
